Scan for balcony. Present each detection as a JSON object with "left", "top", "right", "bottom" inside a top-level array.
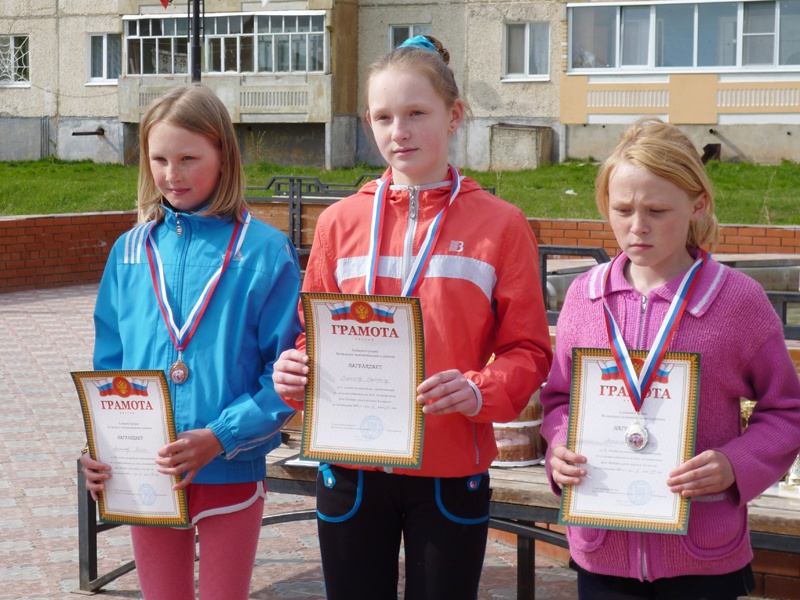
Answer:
[{"left": 116, "top": 73, "right": 332, "bottom": 124}]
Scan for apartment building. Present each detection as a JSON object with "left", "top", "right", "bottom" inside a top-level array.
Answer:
[{"left": 1, "top": 0, "right": 798, "bottom": 167}]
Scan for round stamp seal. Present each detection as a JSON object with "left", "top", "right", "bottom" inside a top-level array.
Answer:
[
  {"left": 138, "top": 483, "right": 157, "bottom": 506},
  {"left": 627, "top": 480, "right": 653, "bottom": 506},
  {"left": 360, "top": 415, "right": 384, "bottom": 440}
]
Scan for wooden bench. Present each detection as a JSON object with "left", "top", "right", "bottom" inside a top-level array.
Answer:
[{"left": 77, "top": 439, "right": 800, "bottom": 597}]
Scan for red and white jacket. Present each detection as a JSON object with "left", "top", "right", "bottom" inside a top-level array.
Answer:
[{"left": 287, "top": 168, "right": 553, "bottom": 478}]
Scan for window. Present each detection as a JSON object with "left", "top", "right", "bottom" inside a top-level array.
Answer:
[
  {"left": 0, "top": 35, "right": 29, "bottom": 85},
  {"left": 743, "top": 1, "right": 776, "bottom": 64},
  {"left": 255, "top": 14, "right": 324, "bottom": 73},
  {"left": 390, "top": 24, "right": 432, "bottom": 49},
  {"left": 656, "top": 4, "right": 695, "bottom": 67},
  {"left": 89, "top": 34, "right": 122, "bottom": 82},
  {"left": 126, "top": 17, "right": 189, "bottom": 75},
  {"left": 571, "top": 5, "right": 617, "bottom": 68},
  {"left": 569, "top": 0, "right": 800, "bottom": 71},
  {"left": 124, "top": 12, "right": 324, "bottom": 75},
  {"left": 697, "top": 3, "right": 738, "bottom": 66},
  {"left": 505, "top": 22, "right": 550, "bottom": 78},
  {"left": 780, "top": 0, "right": 800, "bottom": 64},
  {"left": 621, "top": 6, "right": 650, "bottom": 66}
]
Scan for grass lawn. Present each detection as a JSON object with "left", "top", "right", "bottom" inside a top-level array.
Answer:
[{"left": 1, "top": 157, "right": 799, "bottom": 225}]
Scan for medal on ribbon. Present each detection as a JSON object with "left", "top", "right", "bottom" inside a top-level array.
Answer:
[
  {"left": 365, "top": 164, "right": 462, "bottom": 297},
  {"left": 146, "top": 210, "right": 251, "bottom": 385},
  {"left": 601, "top": 250, "right": 706, "bottom": 451}
]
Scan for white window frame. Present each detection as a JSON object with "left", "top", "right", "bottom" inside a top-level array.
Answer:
[
  {"left": 0, "top": 34, "right": 30, "bottom": 86},
  {"left": 389, "top": 24, "right": 433, "bottom": 50},
  {"left": 503, "top": 22, "right": 551, "bottom": 82},
  {"left": 122, "top": 11, "right": 325, "bottom": 76},
  {"left": 567, "top": 0, "right": 800, "bottom": 73},
  {"left": 87, "top": 33, "right": 122, "bottom": 84}
]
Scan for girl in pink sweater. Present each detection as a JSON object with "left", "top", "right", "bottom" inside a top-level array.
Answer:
[{"left": 541, "top": 117, "right": 800, "bottom": 599}]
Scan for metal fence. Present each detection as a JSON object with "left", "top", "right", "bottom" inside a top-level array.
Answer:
[{"left": 247, "top": 176, "right": 800, "bottom": 340}]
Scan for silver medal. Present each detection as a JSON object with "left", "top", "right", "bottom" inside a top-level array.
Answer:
[{"left": 625, "top": 422, "right": 648, "bottom": 451}]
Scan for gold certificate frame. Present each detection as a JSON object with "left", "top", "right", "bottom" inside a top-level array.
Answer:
[
  {"left": 300, "top": 292, "right": 425, "bottom": 468},
  {"left": 72, "top": 370, "right": 189, "bottom": 527},
  {"left": 560, "top": 348, "right": 700, "bottom": 534}
]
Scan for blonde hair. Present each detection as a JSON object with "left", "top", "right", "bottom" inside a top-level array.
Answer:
[
  {"left": 137, "top": 84, "right": 245, "bottom": 223},
  {"left": 363, "top": 35, "right": 471, "bottom": 127},
  {"left": 595, "top": 117, "right": 718, "bottom": 251}
]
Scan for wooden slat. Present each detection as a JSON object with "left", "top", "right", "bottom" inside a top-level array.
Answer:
[{"left": 266, "top": 440, "right": 800, "bottom": 538}]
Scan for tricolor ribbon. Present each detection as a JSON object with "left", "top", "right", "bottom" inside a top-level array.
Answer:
[
  {"left": 146, "top": 210, "right": 250, "bottom": 354},
  {"left": 601, "top": 250, "right": 706, "bottom": 412},
  {"left": 365, "top": 164, "right": 462, "bottom": 297}
]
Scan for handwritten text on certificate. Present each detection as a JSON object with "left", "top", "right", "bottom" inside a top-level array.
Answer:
[
  {"left": 560, "top": 349, "right": 699, "bottom": 534},
  {"left": 300, "top": 293, "right": 425, "bottom": 469}
]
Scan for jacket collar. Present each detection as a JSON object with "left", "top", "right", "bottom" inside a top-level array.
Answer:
[{"left": 587, "top": 249, "right": 728, "bottom": 318}]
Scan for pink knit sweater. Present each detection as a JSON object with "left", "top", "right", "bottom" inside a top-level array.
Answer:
[{"left": 541, "top": 251, "right": 800, "bottom": 581}]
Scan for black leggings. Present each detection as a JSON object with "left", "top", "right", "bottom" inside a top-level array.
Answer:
[
  {"left": 572, "top": 558, "right": 756, "bottom": 600},
  {"left": 315, "top": 465, "right": 491, "bottom": 600}
]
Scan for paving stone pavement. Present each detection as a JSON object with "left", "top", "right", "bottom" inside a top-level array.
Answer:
[{"left": 0, "top": 284, "right": 578, "bottom": 600}]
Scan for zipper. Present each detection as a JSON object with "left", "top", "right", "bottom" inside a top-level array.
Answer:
[
  {"left": 641, "top": 532, "right": 648, "bottom": 580},
  {"left": 636, "top": 293, "right": 647, "bottom": 348},
  {"left": 172, "top": 217, "right": 191, "bottom": 395},
  {"left": 637, "top": 292, "right": 647, "bottom": 581},
  {"left": 175, "top": 214, "right": 184, "bottom": 236},
  {"left": 401, "top": 187, "right": 420, "bottom": 284}
]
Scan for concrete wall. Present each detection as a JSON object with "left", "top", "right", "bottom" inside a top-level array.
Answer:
[
  {"left": 0, "top": 118, "right": 53, "bottom": 161},
  {"left": 58, "top": 118, "right": 125, "bottom": 163},
  {"left": 567, "top": 123, "right": 800, "bottom": 164},
  {"left": 354, "top": 0, "right": 564, "bottom": 169},
  {"left": 0, "top": 0, "right": 348, "bottom": 168},
  {"left": 239, "top": 122, "right": 326, "bottom": 166}
]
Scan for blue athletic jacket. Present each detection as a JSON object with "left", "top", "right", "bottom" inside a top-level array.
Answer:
[{"left": 93, "top": 206, "right": 301, "bottom": 484}]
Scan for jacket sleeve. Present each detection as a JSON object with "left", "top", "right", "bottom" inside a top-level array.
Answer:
[
  {"left": 93, "top": 244, "right": 124, "bottom": 370},
  {"left": 540, "top": 277, "right": 585, "bottom": 496},
  {"left": 465, "top": 211, "right": 553, "bottom": 423},
  {"left": 207, "top": 241, "right": 303, "bottom": 457},
  {"left": 719, "top": 328, "right": 800, "bottom": 506},
  {"left": 280, "top": 210, "right": 342, "bottom": 412}
]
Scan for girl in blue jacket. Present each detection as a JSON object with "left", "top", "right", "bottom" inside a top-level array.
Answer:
[{"left": 79, "top": 84, "right": 301, "bottom": 599}]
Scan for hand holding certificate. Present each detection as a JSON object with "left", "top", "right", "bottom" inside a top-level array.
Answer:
[
  {"left": 559, "top": 349, "right": 699, "bottom": 534},
  {"left": 72, "top": 370, "right": 189, "bottom": 527},
  {"left": 299, "top": 292, "right": 425, "bottom": 468}
]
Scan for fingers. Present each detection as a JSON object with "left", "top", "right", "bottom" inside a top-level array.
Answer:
[
  {"left": 416, "top": 370, "right": 476, "bottom": 415},
  {"left": 273, "top": 351, "right": 309, "bottom": 401},
  {"left": 667, "top": 450, "right": 734, "bottom": 498},
  {"left": 155, "top": 429, "right": 221, "bottom": 480},
  {"left": 80, "top": 453, "right": 111, "bottom": 495},
  {"left": 171, "top": 469, "right": 196, "bottom": 491},
  {"left": 550, "top": 445, "right": 587, "bottom": 488}
]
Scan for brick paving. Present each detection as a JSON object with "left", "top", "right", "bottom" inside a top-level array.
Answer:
[{"left": 0, "top": 284, "right": 577, "bottom": 600}]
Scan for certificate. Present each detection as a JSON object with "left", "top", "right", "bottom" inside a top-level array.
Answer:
[
  {"left": 559, "top": 348, "right": 699, "bottom": 534},
  {"left": 300, "top": 292, "right": 425, "bottom": 468},
  {"left": 72, "top": 370, "right": 189, "bottom": 527}
]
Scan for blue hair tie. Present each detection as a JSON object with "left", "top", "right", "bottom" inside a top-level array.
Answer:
[{"left": 398, "top": 35, "right": 437, "bottom": 53}]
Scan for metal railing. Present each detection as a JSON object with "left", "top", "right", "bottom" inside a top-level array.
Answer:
[{"left": 247, "top": 176, "right": 798, "bottom": 339}]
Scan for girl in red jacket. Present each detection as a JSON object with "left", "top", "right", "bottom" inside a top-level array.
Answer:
[{"left": 273, "top": 35, "right": 552, "bottom": 599}]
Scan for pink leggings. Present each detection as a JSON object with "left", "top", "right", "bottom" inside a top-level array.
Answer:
[{"left": 131, "top": 495, "right": 264, "bottom": 600}]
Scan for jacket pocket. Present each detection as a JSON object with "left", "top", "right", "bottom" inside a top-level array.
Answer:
[
  {"left": 680, "top": 497, "right": 748, "bottom": 559},
  {"left": 435, "top": 473, "right": 491, "bottom": 525},
  {"left": 567, "top": 526, "right": 607, "bottom": 553},
  {"left": 315, "top": 464, "right": 363, "bottom": 523}
]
